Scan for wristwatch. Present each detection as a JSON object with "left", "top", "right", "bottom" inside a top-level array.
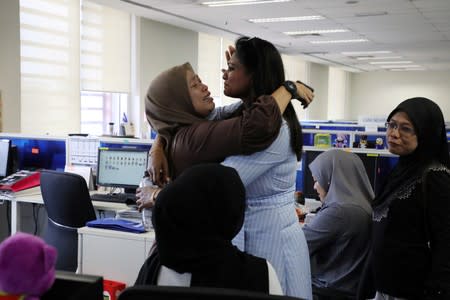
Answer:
[{"left": 282, "top": 80, "right": 300, "bottom": 99}]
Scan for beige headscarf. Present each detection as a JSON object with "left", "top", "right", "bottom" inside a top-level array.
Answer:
[{"left": 145, "top": 62, "right": 205, "bottom": 147}]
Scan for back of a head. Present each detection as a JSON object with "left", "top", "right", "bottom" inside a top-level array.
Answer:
[
  {"left": 235, "top": 37, "right": 285, "bottom": 96},
  {"left": 152, "top": 163, "right": 246, "bottom": 270},
  {"left": 235, "top": 36, "right": 303, "bottom": 161}
]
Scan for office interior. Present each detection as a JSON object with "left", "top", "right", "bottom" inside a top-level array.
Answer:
[{"left": 1, "top": 0, "right": 450, "bottom": 291}]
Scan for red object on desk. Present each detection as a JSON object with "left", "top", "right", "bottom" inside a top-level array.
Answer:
[
  {"left": 0, "top": 171, "right": 41, "bottom": 192},
  {"left": 103, "top": 279, "right": 126, "bottom": 300}
]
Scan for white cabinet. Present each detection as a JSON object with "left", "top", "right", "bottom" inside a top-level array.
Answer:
[{"left": 77, "top": 227, "right": 155, "bottom": 286}]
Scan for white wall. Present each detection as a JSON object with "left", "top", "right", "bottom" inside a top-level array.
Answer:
[
  {"left": 350, "top": 70, "right": 450, "bottom": 120},
  {"left": 0, "top": 0, "right": 20, "bottom": 133},
  {"left": 328, "top": 67, "right": 350, "bottom": 120},
  {"left": 139, "top": 18, "right": 198, "bottom": 133},
  {"left": 308, "top": 63, "right": 329, "bottom": 120},
  {"left": 0, "top": 0, "right": 19, "bottom": 240}
]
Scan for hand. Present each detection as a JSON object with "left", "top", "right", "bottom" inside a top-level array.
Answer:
[
  {"left": 136, "top": 186, "right": 158, "bottom": 212},
  {"left": 225, "top": 45, "right": 235, "bottom": 62},
  {"left": 295, "top": 81, "right": 315, "bottom": 109},
  {"left": 148, "top": 136, "right": 170, "bottom": 187},
  {"left": 148, "top": 149, "right": 170, "bottom": 187},
  {"left": 221, "top": 45, "right": 235, "bottom": 74}
]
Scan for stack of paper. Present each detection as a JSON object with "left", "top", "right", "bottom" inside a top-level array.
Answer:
[{"left": 116, "top": 208, "right": 142, "bottom": 220}]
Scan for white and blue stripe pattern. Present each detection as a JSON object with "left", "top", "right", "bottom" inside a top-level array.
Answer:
[{"left": 223, "top": 120, "right": 312, "bottom": 300}]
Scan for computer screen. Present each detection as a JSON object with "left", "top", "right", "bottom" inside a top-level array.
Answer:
[
  {"left": 302, "top": 150, "right": 322, "bottom": 199},
  {"left": 41, "top": 270, "right": 103, "bottom": 300},
  {"left": 0, "top": 137, "right": 66, "bottom": 171},
  {"left": 302, "top": 150, "right": 380, "bottom": 199},
  {"left": 96, "top": 147, "right": 148, "bottom": 189},
  {"left": 0, "top": 139, "right": 11, "bottom": 177}
]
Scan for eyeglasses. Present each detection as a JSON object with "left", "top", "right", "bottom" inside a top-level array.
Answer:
[{"left": 385, "top": 121, "right": 415, "bottom": 136}]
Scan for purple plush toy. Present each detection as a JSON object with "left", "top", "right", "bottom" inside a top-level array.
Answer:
[{"left": 0, "top": 233, "right": 57, "bottom": 300}]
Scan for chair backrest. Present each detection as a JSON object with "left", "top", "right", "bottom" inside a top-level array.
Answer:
[
  {"left": 40, "top": 169, "right": 96, "bottom": 228},
  {"left": 118, "top": 286, "right": 304, "bottom": 300}
]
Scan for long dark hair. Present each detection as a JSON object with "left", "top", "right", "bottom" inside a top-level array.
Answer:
[{"left": 235, "top": 36, "right": 303, "bottom": 160}]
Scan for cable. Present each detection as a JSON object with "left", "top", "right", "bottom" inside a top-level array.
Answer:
[{"left": 32, "top": 203, "right": 41, "bottom": 235}]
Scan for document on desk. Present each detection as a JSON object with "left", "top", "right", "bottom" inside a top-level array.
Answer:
[
  {"left": 64, "top": 164, "right": 94, "bottom": 190},
  {"left": 67, "top": 136, "right": 99, "bottom": 167}
]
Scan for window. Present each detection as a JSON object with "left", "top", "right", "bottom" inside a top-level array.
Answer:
[
  {"left": 20, "top": 0, "right": 131, "bottom": 135},
  {"left": 20, "top": 0, "right": 80, "bottom": 135},
  {"left": 80, "top": 1, "right": 131, "bottom": 135},
  {"left": 80, "top": 91, "right": 128, "bottom": 136}
]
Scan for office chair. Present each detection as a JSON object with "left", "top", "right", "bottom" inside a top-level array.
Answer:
[
  {"left": 312, "top": 286, "right": 356, "bottom": 300},
  {"left": 40, "top": 169, "right": 96, "bottom": 272},
  {"left": 118, "top": 285, "right": 304, "bottom": 300}
]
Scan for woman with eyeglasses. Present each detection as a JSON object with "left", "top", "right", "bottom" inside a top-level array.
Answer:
[
  {"left": 358, "top": 97, "right": 450, "bottom": 299},
  {"left": 143, "top": 37, "right": 314, "bottom": 299}
]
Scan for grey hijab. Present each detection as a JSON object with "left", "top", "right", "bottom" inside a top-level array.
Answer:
[{"left": 309, "top": 149, "right": 374, "bottom": 214}]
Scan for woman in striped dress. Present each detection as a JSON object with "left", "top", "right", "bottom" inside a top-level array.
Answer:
[{"left": 143, "top": 36, "right": 313, "bottom": 299}]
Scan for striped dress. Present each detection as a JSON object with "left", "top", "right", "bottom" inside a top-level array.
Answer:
[{"left": 222, "top": 120, "right": 312, "bottom": 299}]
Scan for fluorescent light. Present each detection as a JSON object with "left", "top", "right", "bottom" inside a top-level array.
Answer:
[
  {"left": 355, "top": 11, "right": 388, "bottom": 17},
  {"left": 202, "top": 0, "right": 290, "bottom": 7},
  {"left": 342, "top": 50, "right": 391, "bottom": 55},
  {"left": 285, "top": 29, "right": 348, "bottom": 35},
  {"left": 369, "top": 61, "right": 413, "bottom": 65},
  {"left": 356, "top": 56, "right": 402, "bottom": 60},
  {"left": 379, "top": 65, "right": 421, "bottom": 69},
  {"left": 249, "top": 16, "right": 324, "bottom": 23},
  {"left": 310, "top": 39, "right": 368, "bottom": 44},
  {"left": 390, "top": 68, "right": 425, "bottom": 71}
]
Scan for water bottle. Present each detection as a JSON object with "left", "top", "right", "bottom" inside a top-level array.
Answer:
[{"left": 139, "top": 171, "right": 154, "bottom": 231}]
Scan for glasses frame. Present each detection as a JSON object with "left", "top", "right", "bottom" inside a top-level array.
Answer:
[{"left": 385, "top": 121, "right": 416, "bottom": 136}]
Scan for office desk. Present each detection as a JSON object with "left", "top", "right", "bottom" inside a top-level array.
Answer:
[
  {"left": 78, "top": 226, "right": 155, "bottom": 286},
  {"left": 0, "top": 191, "right": 128, "bottom": 235}
]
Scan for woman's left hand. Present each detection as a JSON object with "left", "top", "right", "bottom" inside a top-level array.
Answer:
[{"left": 136, "top": 186, "right": 158, "bottom": 212}]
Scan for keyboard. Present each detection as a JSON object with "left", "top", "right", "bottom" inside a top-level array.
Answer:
[{"left": 90, "top": 193, "right": 137, "bottom": 204}]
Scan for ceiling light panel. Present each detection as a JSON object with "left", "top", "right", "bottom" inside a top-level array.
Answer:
[
  {"left": 310, "top": 39, "right": 368, "bottom": 44},
  {"left": 248, "top": 15, "right": 324, "bottom": 23},
  {"left": 342, "top": 50, "right": 391, "bottom": 55},
  {"left": 379, "top": 65, "right": 421, "bottom": 69},
  {"left": 285, "top": 29, "right": 348, "bottom": 35},
  {"left": 356, "top": 56, "right": 402, "bottom": 60},
  {"left": 369, "top": 61, "right": 413, "bottom": 65},
  {"left": 202, "top": 0, "right": 290, "bottom": 7}
]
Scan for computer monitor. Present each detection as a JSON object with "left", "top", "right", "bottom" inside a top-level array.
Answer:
[
  {"left": 302, "top": 150, "right": 322, "bottom": 199},
  {"left": 302, "top": 150, "right": 379, "bottom": 199},
  {"left": 41, "top": 270, "right": 103, "bottom": 300},
  {"left": 0, "top": 139, "right": 11, "bottom": 178},
  {"left": 1, "top": 137, "right": 66, "bottom": 171},
  {"left": 96, "top": 147, "right": 148, "bottom": 191}
]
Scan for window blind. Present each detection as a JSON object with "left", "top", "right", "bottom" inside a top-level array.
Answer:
[
  {"left": 20, "top": 0, "right": 80, "bottom": 134},
  {"left": 81, "top": 1, "right": 131, "bottom": 93}
]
